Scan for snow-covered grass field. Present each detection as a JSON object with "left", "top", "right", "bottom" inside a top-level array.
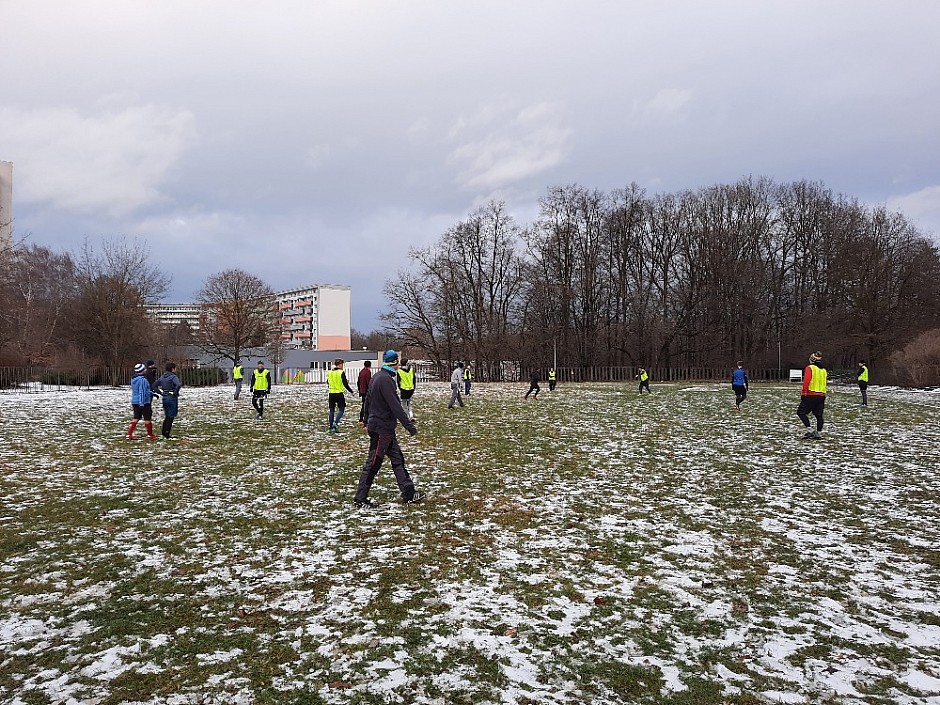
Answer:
[{"left": 1, "top": 381, "right": 938, "bottom": 705}]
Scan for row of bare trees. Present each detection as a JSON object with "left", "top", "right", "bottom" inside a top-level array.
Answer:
[
  {"left": 384, "top": 178, "right": 940, "bottom": 380},
  {"left": 0, "top": 237, "right": 278, "bottom": 371},
  {"left": 0, "top": 239, "right": 168, "bottom": 368}
]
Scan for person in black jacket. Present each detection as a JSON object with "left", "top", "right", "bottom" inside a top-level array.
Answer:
[{"left": 353, "top": 349, "right": 425, "bottom": 508}]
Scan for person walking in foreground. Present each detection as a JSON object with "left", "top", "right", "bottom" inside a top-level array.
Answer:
[
  {"left": 857, "top": 360, "right": 869, "bottom": 407},
  {"left": 357, "top": 360, "right": 372, "bottom": 424},
  {"left": 636, "top": 368, "right": 651, "bottom": 394},
  {"left": 732, "top": 361, "right": 749, "bottom": 410},
  {"left": 127, "top": 363, "right": 158, "bottom": 440},
  {"left": 327, "top": 358, "right": 355, "bottom": 432},
  {"left": 153, "top": 362, "right": 182, "bottom": 439},
  {"left": 448, "top": 362, "right": 465, "bottom": 408},
  {"left": 250, "top": 361, "right": 271, "bottom": 420},
  {"left": 232, "top": 358, "right": 244, "bottom": 400},
  {"left": 354, "top": 349, "right": 425, "bottom": 508},
  {"left": 464, "top": 364, "right": 473, "bottom": 395},
  {"left": 398, "top": 357, "right": 416, "bottom": 421},
  {"left": 548, "top": 368, "right": 557, "bottom": 392},
  {"left": 797, "top": 351, "right": 827, "bottom": 439},
  {"left": 524, "top": 370, "right": 540, "bottom": 400}
]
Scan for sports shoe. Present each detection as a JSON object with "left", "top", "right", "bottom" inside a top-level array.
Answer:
[
  {"left": 803, "top": 430, "right": 821, "bottom": 440},
  {"left": 354, "top": 498, "right": 378, "bottom": 508},
  {"left": 403, "top": 491, "right": 427, "bottom": 504}
]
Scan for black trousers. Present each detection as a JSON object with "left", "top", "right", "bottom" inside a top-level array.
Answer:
[
  {"left": 796, "top": 395, "right": 826, "bottom": 431},
  {"left": 525, "top": 382, "right": 540, "bottom": 398},
  {"left": 733, "top": 384, "right": 747, "bottom": 406},
  {"left": 858, "top": 382, "right": 868, "bottom": 406},
  {"left": 252, "top": 391, "right": 267, "bottom": 416},
  {"left": 354, "top": 431, "right": 416, "bottom": 502}
]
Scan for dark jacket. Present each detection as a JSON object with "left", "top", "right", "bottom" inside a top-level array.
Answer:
[
  {"left": 357, "top": 366, "right": 372, "bottom": 396},
  {"left": 153, "top": 372, "right": 181, "bottom": 397},
  {"left": 363, "top": 366, "right": 416, "bottom": 435}
]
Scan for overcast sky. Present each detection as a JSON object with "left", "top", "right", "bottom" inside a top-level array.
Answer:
[{"left": 3, "top": 1, "right": 939, "bottom": 330}]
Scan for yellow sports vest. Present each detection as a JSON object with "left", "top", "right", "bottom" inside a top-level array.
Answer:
[
  {"left": 327, "top": 368, "right": 345, "bottom": 393},
  {"left": 398, "top": 367, "right": 415, "bottom": 391},
  {"left": 464, "top": 368, "right": 472, "bottom": 381},
  {"left": 807, "top": 364, "right": 827, "bottom": 394},
  {"left": 640, "top": 371, "right": 649, "bottom": 382},
  {"left": 859, "top": 365, "right": 869, "bottom": 382},
  {"left": 548, "top": 370, "right": 556, "bottom": 381},
  {"left": 233, "top": 365, "right": 243, "bottom": 380},
  {"left": 253, "top": 369, "right": 270, "bottom": 391}
]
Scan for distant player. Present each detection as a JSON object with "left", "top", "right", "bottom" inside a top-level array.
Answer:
[
  {"left": 796, "top": 351, "right": 827, "bottom": 439},
  {"left": 448, "top": 362, "right": 465, "bottom": 408},
  {"left": 327, "top": 358, "right": 355, "bottom": 432},
  {"left": 126, "top": 363, "right": 157, "bottom": 440},
  {"left": 524, "top": 370, "right": 540, "bottom": 400},
  {"left": 250, "top": 361, "right": 271, "bottom": 420},
  {"left": 153, "top": 362, "right": 182, "bottom": 439},
  {"left": 857, "top": 361, "right": 869, "bottom": 407},
  {"left": 397, "top": 358, "right": 417, "bottom": 421},
  {"left": 636, "top": 368, "right": 651, "bottom": 394},
  {"left": 232, "top": 358, "right": 244, "bottom": 400},
  {"left": 732, "top": 361, "right": 749, "bottom": 410}
]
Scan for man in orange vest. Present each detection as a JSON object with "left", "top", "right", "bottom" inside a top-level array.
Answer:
[{"left": 796, "top": 351, "right": 827, "bottom": 440}]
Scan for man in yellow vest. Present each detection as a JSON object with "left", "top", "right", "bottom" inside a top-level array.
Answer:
[
  {"left": 327, "top": 358, "right": 355, "bottom": 432},
  {"left": 636, "top": 368, "right": 651, "bottom": 394},
  {"left": 463, "top": 364, "right": 473, "bottom": 395},
  {"left": 232, "top": 358, "right": 244, "bottom": 400},
  {"left": 857, "top": 360, "right": 869, "bottom": 407},
  {"left": 250, "top": 361, "right": 271, "bottom": 420},
  {"left": 797, "top": 351, "right": 827, "bottom": 439},
  {"left": 397, "top": 357, "right": 417, "bottom": 421},
  {"left": 548, "top": 368, "right": 557, "bottom": 391}
]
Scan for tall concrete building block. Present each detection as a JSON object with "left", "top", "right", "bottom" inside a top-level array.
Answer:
[
  {"left": 317, "top": 285, "right": 352, "bottom": 350},
  {"left": 0, "top": 161, "right": 12, "bottom": 252}
]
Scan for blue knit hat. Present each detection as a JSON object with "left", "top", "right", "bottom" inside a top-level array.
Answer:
[{"left": 383, "top": 349, "right": 399, "bottom": 364}]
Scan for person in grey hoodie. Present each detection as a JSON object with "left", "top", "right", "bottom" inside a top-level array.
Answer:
[
  {"left": 353, "top": 349, "right": 425, "bottom": 507},
  {"left": 448, "top": 362, "right": 465, "bottom": 409}
]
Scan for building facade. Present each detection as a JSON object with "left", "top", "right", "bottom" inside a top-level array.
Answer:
[
  {"left": 148, "top": 283, "right": 351, "bottom": 351},
  {"left": 0, "top": 161, "right": 12, "bottom": 252}
]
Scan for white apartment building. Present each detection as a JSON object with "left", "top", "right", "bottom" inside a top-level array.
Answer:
[{"left": 148, "top": 283, "right": 351, "bottom": 351}]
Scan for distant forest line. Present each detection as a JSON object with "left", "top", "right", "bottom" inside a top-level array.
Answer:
[
  {"left": 3, "top": 177, "right": 939, "bottom": 387},
  {"left": 377, "top": 177, "right": 940, "bottom": 384}
]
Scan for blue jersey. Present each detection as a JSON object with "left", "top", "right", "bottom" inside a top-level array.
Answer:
[
  {"left": 131, "top": 375, "right": 153, "bottom": 405},
  {"left": 732, "top": 368, "right": 748, "bottom": 386}
]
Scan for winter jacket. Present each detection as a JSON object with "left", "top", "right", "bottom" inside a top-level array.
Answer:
[
  {"left": 357, "top": 367, "right": 372, "bottom": 396},
  {"left": 131, "top": 374, "right": 154, "bottom": 406},
  {"left": 363, "top": 366, "right": 416, "bottom": 435},
  {"left": 153, "top": 371, "right": 182, "bottom": 397},
  {"left": 732, "top": 368, "right": 748, "bottom": 387},
  {"left": 450, "top": 367, "right": 463, "bottom": 385}
]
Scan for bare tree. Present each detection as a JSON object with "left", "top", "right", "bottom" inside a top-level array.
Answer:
[
  {"left": 384, "top": 201, "right": 526, "bottom": 380},
  {"left": 69, "top": 238, "right": 169, "bottom": 370},
  {"left": 0, "top": 245, "right": 76, "bottom": 364},
  {"left": 194, "top": 269, "right": 276, "bottom": 364}
]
